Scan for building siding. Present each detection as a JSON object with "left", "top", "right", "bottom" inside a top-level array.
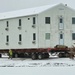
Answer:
[
  {"left": 37, "top": 4, "right": 75, "bottom": 48},
  {"left": 0, "top": 16, "right": 38, "bottom": 49}
]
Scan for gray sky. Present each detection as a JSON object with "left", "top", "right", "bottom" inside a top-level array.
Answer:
[{"left": 0, "top": 0, "right": 75, "bottom": 12}]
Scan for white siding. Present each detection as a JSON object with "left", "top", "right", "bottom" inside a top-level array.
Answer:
[
  {"left": 0, "top": 16, "right": 38, "bottom": 49},
  {"left": 37, "top": 4, "right": 75, "bottom": 48}
]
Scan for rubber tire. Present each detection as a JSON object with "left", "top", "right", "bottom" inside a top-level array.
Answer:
[
  {"left": 38, "top": 54, "right": 43, "bottom": 60},
  {"left": 58, "top": 53, "right": 62, "bottom": 58},
  {"left": 13, "top": 53, "right": 18, "bottom": 58},
  {"left": 31, "top": 54, "right": 36, "bottom": 60},
  {"left": 65, "top": 53, "right": 70, "bottom": 57},
  {"left": 15, "top": 54, "right": 18, "bottom": 58}
]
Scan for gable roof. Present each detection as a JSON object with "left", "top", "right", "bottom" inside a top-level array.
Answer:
[{"left": 0, "top": 3, "right": 74, "bottom": 20}]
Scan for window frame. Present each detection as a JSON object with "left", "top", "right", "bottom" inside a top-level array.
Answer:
[
  {"left": 72, "top": 17, "right": 75, "bottom": 24},
  {"left": 59, "top": 17, "right": 64, "bottom": 30},
  {"left": 45, "top": 17, "right": 50, "bottom": 24},
  {"left": 6, "top": 21, "right": 9, "bottom": 27},
  {"left": 6, "top": 35, "right": 9, "bottom": 42},
  {"left": 19, "top": 19, "right": 21, "bottom": 26},
  {"left": 72, "top": 33, "right": 75, "bottom": 40},
  {"left": 45, "top": 33, "right": 50, "bottom": 40},
  {"left": 33, "top": 33, "right": 36, "bottom": 40},
  {"left": 60, "top": 18, "right": 63, "bottom": 23},
  {"left": 19, "top": 34, "right": 22, "bottom": 41},
  {"left": 33, "top": 17, "right": 36, "bottom": 24},
  {"left": 60, "top": 34, "right": 63, "bottom": 39}
]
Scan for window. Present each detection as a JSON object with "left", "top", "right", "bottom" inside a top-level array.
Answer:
[
  {"left": 60, "top": 18, "right": 63, "bottom": 23},
  {"left": 45, "top": 17, "right": 50, "bottom": 24},
  {"left": 33, "top": 33, "right": 36, "bottom": 40},
  {"left": 6, "top": 21, "right": 9, "bottom": 27},
  {"left": 33, "top": 17, "right": 36, "bottom": 24},
  {"left": 19, "top": 19, "right": 21, "bottom": 26},
  {"left": 6, "top": 35, "right": 9, "bottom": 42},
  {"left": 72, "top": 18, "right": 75, "bottom": 24},
  {"left": 19, "top": 34, "right": 22, "bottom": 41},
  {"left": 72, "top": 33, "right": 75, "bottom": 40},
  {"left": 45, "top": 33, "right": 50, "bottom": 40},
  {"left": 59, "top": 17, "right": 64, "bottom": 29},
  {"left": 60, "top": 34, "right": 63, "bottom": 39}
]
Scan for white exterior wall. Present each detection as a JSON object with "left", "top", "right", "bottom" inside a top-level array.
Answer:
[
  {"left": 38, "top": 4, "right": 75, "bottom": 48},
  {"left": 0, "top": 16, "right": 38, "bottom": 49}
]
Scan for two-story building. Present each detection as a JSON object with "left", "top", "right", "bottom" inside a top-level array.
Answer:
[{"left": 0, "top": 3, "right": 75, "bottom": 49}]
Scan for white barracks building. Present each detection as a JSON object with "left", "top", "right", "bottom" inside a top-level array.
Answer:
[{"left": 0, "top": 3, "right": 75, "bottom": 49}]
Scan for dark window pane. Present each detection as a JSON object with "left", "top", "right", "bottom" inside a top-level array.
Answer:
[
  {"left": 33, "top": 33, "right": 36, "bottom": 40},
  {"left": 19, "top": 34, "right": 22, "bottom": 41},
  {"left": 72, "top": 18, "right": 75, "bottom": 24},
  {"left": 6, "top": 35, "right": 9, "bottom": 42},
  {"left": 60, "top": 18, "right": 63, "bottom": 23},
  {"left": 19, "top": 19, "right": 21, "bottom": 26},
  {"left": 60, "top": 34, "right": 63, "bottom": 39},
  {"left": 45, "top": 17, "right": 50, "bottom": 24},
  {"left": 6, "top": 21, "right": 9, "bottom": 27},
  {"left": 33, "top": 17, "right": 35, "bottom": 24},
  {"left": 72, "top": 33, "right": 75, "bottom": 40}
]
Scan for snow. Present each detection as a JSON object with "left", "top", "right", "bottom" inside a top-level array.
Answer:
[
  {"left": 0, "top": 67, "right": 75, "bottom": 75},
  {"left": 0, "top": 55, "right": 75, "bottom": 75},
  {"left": 0, "top": 3, "right": 59, "bottom": 20}
]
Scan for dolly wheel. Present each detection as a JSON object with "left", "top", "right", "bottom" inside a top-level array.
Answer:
[
  {"left": 14, "top": 53, "right": 18, "bottom": 58},
  {"left": 31, "top": 54, "right": 36, "bottom": 60},
  {"left": 38, "top": 54, "right": 43, "bottom": 60}
]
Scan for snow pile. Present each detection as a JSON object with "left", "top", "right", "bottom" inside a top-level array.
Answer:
[{"left": 0, "top": 57, "right": 75, "bottom": 75}]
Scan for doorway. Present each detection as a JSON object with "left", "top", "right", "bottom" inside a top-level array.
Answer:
[{"left": 59, "top": 33, "right": 64, "bottom": 45}]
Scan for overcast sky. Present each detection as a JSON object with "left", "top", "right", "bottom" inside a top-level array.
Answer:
[{"left": 0, "top": 0, "right": 75, "bottom": 13}]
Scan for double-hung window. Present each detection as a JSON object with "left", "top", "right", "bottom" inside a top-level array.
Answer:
[
  {"left": 59, "top": 17, "right": 64, "bottom": 29},
  {"left": 45, "top": 33, "right": 50, "bottom": 40},
  {"left": 33, "top": 17, "right": 36, "bottom": 24},
  {"left": 6, "top": 21, "right": 9, "bottom": 27},
  {"left": 45, "top": 17, "right": 50, "bottom": 24},
  {"left": 33, "top": 33, "right": 36, "bottom": 40},
  {"left": 72, "top": 33, "right": 75, "bottom": 40},
  {"left": 19, "top": 19, "right": 21, "bottom": 26},
  {"left": 6, "top": 35, "right": 9, "bottom": 43},
  {"left": 19, "top": 34, "right": 22, "bottom": 41},
  {"left": 72, "top": 17, "right": 75, "bottom": 24}
]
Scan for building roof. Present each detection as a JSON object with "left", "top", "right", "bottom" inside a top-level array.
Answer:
[
  {"left": 0, "top": 3, "right": 60, "bottom": 20},
  {"left": 0, "top": 3, "right": 73, "bottom": 20}
]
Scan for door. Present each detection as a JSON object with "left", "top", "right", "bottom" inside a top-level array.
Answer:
[{"left": 59, "top": 33, "right": 64, "bottom": 45}]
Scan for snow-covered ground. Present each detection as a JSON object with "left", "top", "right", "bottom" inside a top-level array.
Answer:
[{"left": 0, "top": 55, "right": 75, "bottom": 75}]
